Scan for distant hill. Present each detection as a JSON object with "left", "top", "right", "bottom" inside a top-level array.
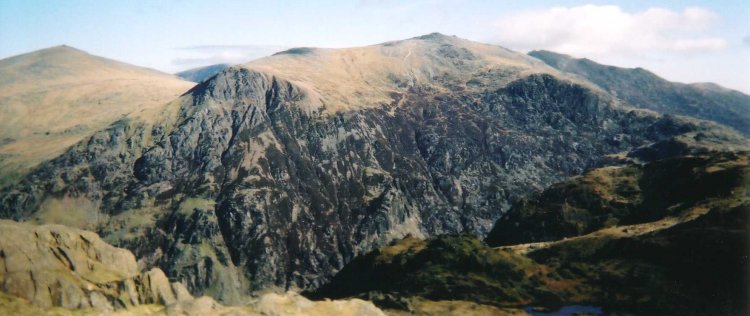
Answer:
[
  {"left": 0, "top": 46, "right": 194, "bottom": 187},
  {"left": 176, "top": 63, "right": 231, "bottom": 83},
  {"left": 529, "top": 50, "right": 750, "bottom": 136}
]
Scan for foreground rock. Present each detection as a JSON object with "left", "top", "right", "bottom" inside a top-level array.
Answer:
[
  {"left": 1, "top": 290, "right": 386, "bottom": 316},
  {"left": 0, "top": 220, "right": 195, "bottom": 311},
  {"left": 0, "top": 220, "right": 386, "bottom": 315}
]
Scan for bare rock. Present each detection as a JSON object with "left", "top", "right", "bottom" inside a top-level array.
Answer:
[
  {"left": 0, "top": 220, "right": 192, "bottom": 311},
  {"left": 252, "top": 291, "right": 385, "bottom": 316}
]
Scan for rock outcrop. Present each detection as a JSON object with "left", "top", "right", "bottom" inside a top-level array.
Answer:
[
  {"left": 0, "top": 290, "right": 386, "bottom": 316},
  {"left": 0, "top": 220, "right": 192, "bottom": 311},
  {"left": 0, "top": 220, "right": 386, "bottom": 315}
]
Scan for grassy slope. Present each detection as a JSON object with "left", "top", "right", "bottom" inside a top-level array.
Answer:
[{"left": 0, "top": 46, "right": 194, "bottom": 187}]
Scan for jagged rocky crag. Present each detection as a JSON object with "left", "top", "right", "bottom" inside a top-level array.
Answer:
[
  {"left": 0, "top": 34, "right": 747, "bottom": 303},
  {"left": 316, "top": 150, "right": 750, "bottom": 315}
]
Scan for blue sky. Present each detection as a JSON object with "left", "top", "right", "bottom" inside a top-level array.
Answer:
[{"left": 1, "top": 0, "right": 748, "bottom": 92}]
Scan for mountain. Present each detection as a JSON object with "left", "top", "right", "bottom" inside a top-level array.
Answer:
[
  {"left": 529, "top": 50, "right": 750, "bottom": 136},
  {"left": 0, "top": 46, "right": 194, "bottom": 187},
  {"left": 0, "top": 33, "right": 746, "bottom": 303},
  {"left": 176, "top": 64, "right": 231, "bottom": 83},
  {"left": 315, "top": 149, "right": 749, "bottom": 315}
]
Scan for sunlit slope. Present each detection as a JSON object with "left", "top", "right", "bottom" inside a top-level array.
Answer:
[
  {"left": 0, "top": 46, "right": 194, "bottom": 185},
  {"left": 242, "top": 33, "right": 567, "bottom": 112}
]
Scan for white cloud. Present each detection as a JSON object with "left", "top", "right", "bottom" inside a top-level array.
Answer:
[
  {"left": 492, "top": 5, "right": 727, "bottom": 57},
  {"left": 171, "top": 45, "right": 288, "bottom": 70}
]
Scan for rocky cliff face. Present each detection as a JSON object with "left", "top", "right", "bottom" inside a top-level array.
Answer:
[{"left": 0, "top": 34, "right": 745, "bottom": 302}]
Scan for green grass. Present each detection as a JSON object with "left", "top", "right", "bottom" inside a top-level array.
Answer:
[{"left": 178, "top": 198, "right": 215, "bottom": 215}]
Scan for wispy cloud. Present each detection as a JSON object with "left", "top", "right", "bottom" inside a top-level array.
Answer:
[
  {"left": 491, "top": 5, "right": 727, "bottom": 58},
  {"left": 171, "top": 45, "right": 288, "bottom": 69},
  {"left": 743, "top": 35, "right": 750, "bottom": 46}
]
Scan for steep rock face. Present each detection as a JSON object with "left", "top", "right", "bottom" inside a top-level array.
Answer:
[
  {"left": 529, "top": 50, "right": 750, "bottom": 136},
  {"left": 0, "top": 35, "right": 744, "bottom": 301},
  {"left": 0, "top": 220, "right": 193, "bottom": 311}
]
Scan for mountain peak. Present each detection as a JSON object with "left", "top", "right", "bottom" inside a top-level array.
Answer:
[
  {"left": 272, "top": 47, "right": 318, "bottom": 56},
  {"left": 46, "top": 44, "right": 84, "bottom": 52},
  {"left": 33, "top": 44, "right": 90, "bottom": 56},
  {"left": 412, "top": 32, "right": 455, "bottom": 41},
  {"left": 0, "top": 45, "right": 89, "bottom": 66}
]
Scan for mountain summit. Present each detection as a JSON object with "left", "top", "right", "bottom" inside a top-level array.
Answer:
[{"left": 239, "top": 33, "right": 559, "bottom": 112}]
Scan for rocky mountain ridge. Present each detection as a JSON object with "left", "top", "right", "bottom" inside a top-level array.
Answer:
[{"left": 529, "top": 50, "right": 750, "bottom": 136}]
